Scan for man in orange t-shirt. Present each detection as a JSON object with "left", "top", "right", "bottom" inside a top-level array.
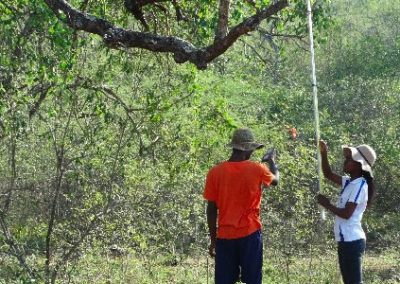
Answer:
[{"left": 204, "top": 128, "right": 279, "bottom": 284}]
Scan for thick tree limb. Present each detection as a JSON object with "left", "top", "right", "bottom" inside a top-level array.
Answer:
[
  {"left": 43, "top": 0, "right": 289, "bottom": 69},
  {"left": 215, "top": 0, "right": 230, "bottom": 41}
]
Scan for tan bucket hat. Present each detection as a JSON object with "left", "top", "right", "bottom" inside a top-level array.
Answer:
[
  {"left": 226, "top": 128, "right": 264, "bottom": 151},
  {"left": 342, "top": 144, "right": 377, "bottom": 177}
]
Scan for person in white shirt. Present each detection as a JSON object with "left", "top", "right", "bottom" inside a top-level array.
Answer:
[{"left": 317, "top": 140, "right": 377, "bottom": 284}]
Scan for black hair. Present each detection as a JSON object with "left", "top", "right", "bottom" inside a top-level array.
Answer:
[{"left": 362, "top": 170, "right": 375, "bottom": 208}]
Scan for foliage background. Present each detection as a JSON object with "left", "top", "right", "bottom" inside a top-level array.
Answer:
[{"left": 0, "top": 0, "right": 399, "bottom": 283}]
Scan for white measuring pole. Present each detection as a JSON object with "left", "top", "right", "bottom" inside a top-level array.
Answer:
[{"left": 306, "top": 0, "right": 325, "bottom": 220}]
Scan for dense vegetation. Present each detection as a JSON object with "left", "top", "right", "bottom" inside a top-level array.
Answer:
[{"left": 0, "top": 0, "right": 399, "bottom": 283}]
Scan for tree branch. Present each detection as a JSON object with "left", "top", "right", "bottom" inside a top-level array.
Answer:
[
  {"left": 204, "top": 0, "right": 288, "bottom": 64},
  {"left": 0, "top": 119, "right": 5, "bottom": 139},
  {"left": 239, "top": 39, "right": 272, "bottom": 65},
  {"left": 258, "top": 27, "right": 306, "bottom": 40},
  {"left": 45, "top": 104, "right": 73, "bottom": 283},
  {"left": 124, "top": 0, "right": 184, "bottom": 29},
  {"left": 29, "top": 83, "right": 53, "bottom": 118},
  {"left": 215, "top": 0, "right": 230, "bottom": 41},
  {"left": 44, "top": 0, "right": 289, "bottom": 69},
  {"left": 124, "top": 0, "right": 151, "bottom": 30}
]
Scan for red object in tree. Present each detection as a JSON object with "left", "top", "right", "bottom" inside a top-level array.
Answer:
[{"left": 290, "top": 127, "right": 297, "bottom": 140}]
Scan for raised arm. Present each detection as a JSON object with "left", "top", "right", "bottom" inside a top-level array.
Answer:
[{"left": 319, "top": 140, "right": 341, "bottom": 186}]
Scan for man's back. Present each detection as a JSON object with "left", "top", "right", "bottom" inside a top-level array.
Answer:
[{"left": 204, "top": 160, "right": 273, "bottom": 239}]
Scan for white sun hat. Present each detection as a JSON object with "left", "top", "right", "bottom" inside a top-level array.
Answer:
[{"left": 342, "top": 144, "right": 377, "bottom": 177}]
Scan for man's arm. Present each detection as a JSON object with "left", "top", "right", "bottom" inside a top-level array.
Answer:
[{"left": 206, "top": 201, "right": 217, "bottom": 257}]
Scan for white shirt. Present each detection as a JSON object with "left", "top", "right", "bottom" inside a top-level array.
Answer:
[{"left": 334, "top": 176, "right": 368, "bottom": 242}]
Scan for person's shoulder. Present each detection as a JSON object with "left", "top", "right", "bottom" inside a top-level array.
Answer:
[
  {"left": 247, "top": 161, "right": 268, "bottom": 171},
  {"left": 357, "top": 177, "right": 368, "bottom": 188},
  {"left": 347, "top": 177, "right": 367, "bottom": 190},
  {"left": 350, "top": 177, "right": 367, "bottom": 185},
  {"left": 208, "top": 161, "right": 227, "bottom": 173}
]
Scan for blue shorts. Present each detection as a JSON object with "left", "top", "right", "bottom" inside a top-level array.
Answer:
[{"left": 215, "top": 230, "right": 263, "bottom": 284}]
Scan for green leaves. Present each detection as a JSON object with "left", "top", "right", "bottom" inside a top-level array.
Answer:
[{"left": 1, "top": 0, "right": 399, "bottom": 282}]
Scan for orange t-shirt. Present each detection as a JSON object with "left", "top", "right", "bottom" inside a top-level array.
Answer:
[{"left": 203, "top": 160, "right": 274, "bottom": 239}]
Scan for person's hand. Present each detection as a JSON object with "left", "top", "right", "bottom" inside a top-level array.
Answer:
[
  {"left": 208, "top": 241, "right": 216, "bottom": 257},
  {"left": 319, "top": 140, "right": 328, "bottom": 155},
  {"left": 316, "top": 194, "right": 331, "bottom": 208},
  {"left": 261, "top": 148, "right": 276, "bottom": 162}
]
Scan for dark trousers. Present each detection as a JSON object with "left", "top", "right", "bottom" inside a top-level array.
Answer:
[
  {"left": 215, "top": 230, "right": 262, "bottom": 284},
  {"left": 338, "top": 239, "right": 366, "bottom": 284}
]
